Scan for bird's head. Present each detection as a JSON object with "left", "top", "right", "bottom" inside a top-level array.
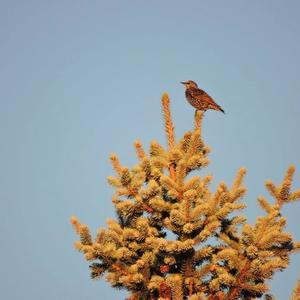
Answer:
[{"left": 180, "top": 80, "right": 198, "bottom": 89}]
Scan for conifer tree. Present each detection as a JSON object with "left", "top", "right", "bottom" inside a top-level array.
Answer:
[{"left": 71, "top": 93, "right": 300, "bottom": 299}]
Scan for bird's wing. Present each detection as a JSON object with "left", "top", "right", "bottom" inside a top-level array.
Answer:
[{"left": 190, "top": 88, "right": 219, "bottom": 106}]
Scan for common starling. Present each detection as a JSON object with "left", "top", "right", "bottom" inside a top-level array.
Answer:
[{"left": 181, "top": 80, "right": 225, "bottom": 114}]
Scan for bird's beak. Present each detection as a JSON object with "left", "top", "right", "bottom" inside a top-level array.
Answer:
[{"left": 180, "top": 81, "right": 186, "bottom": 84}]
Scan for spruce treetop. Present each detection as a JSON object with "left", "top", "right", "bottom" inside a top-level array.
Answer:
[{"left": 71, "top": 93, "right": 300, "bottom": 300}]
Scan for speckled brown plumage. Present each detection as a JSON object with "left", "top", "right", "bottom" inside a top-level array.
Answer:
[{"left": 181, "top": 80, "right": 225, "bottom": 113}]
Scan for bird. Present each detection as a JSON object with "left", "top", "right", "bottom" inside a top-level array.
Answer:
[{"left": 181, "top": 80, "right": 225, "bottom": 114}]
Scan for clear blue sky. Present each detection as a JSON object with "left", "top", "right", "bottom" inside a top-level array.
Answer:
[{"left": 1, "top": 1, "right": 300, "bottom": 299}]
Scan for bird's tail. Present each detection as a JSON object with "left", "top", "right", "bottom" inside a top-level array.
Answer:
[
  {"left": 215, "top": 104, "right": 225, "bottom": 114},
  {"left": 219, "top": 106, "right": 225, "bottom": 114}
]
